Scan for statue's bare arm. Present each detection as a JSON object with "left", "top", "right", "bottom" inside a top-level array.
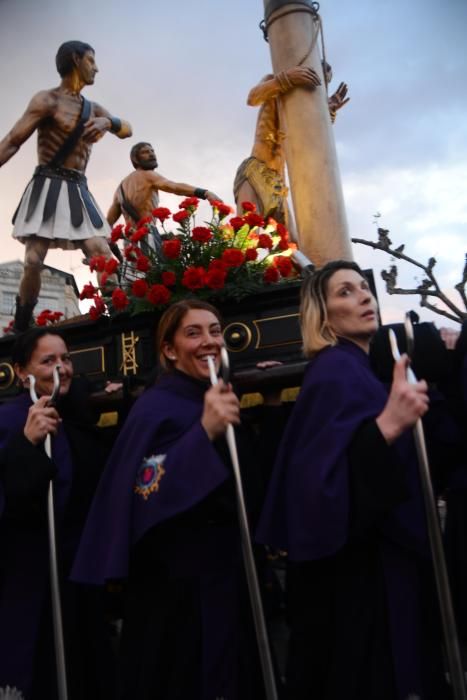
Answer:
[
  {"left": 0, "top": 90, "right": 54, "bottom": 167},
  {"left": 247, "top": 67, "right": 321, "bottom": 107},
  {"left": 84, "top": 102, "right": 132, "bottom": 143},
  {"left": 150, "top": 172, "right": 221, "bottom": 203},
  {"left": 107, "top": 191, "right": 122, "bottom": 226}
]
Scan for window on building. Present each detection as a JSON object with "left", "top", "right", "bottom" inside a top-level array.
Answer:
[
  {"left": 1, "top": 291, "right": 16, "bottom": 315},
  {"left": 36, "top": 296, "right": 59, "bottom": 314}
]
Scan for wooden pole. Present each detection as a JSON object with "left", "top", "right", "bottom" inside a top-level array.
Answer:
[{"left": 262, "top": 0, "right": 353, "bottom": 265}]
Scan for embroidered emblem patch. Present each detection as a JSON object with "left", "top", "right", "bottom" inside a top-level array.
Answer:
[{"left": 134, "top": 454, "right": 166, "bottom": 500}]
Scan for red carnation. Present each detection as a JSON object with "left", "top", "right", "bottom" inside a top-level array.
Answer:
[
  {"left": 181, "top": 266, "right": 206, "bottom": 290},
  {"left": 258, "top": 233, "right": 274, "bottom": 250},
  {"left": 161, "top": 271, "right": 176, "bottom": 287},
  {"left": 229, "top": 216, "right": 246, "bottom": 232},
  {"left": 105, "top": 258, "right": 120, "bottom": 275},
  {"left": 206, "top": 268, "right": 227, "bottom": 289},
  {"left": 124, "top": 223, "right": 133, "bottom": 236},
  {"left": 89, "top": 307, "right": 101, "bottom": 321},
  {"left": 100, "top": 272, "right": 109, "bottom": 287},
  {"left": 263, "top": 266, "right": 280, "bottom": 284},
  {"left": 179, "top": 196, "right": 199, "bottom": 210},
  {"left": 146, "top": 284, "right": 171, "bottom": 306},
  {"left": 152, "top": 207, "right": 171, "bottom": 222},
  {"left": 209, "top": 259, "right": 227, "bottom": 272},
  {"left": 245, "top": 212, "right": 265, "bottom": 228},
  {"left": 136, "top": 255, "right": 150, "bottom": 272},
  {"left": 278, "top": 238, "right": 289, "bottom": 251},
  {"left": 131, "top": 279, "right": 149, "bottom": 298},
  {"left": 245, "top": 248, "right": 258, "bottom": 262},
  {"left": 79, "top": 282, "right": 97, "bottom": 300},
  {"left": 273, "top": 255, "right": 293, "bottom": 277},
  {"left": 131, "top": 227, "right": 149, "bottom": 243},
  {"left": 222, "top": 248, "right": 245, "bottom": 267},
  {"left": 241, "top": 201, "right": 256, "bottom": 212},
  {"left": 89, "top": 295, "right": 106, "bottom": 320},
  {"left": 110, "top": 224, "right": 124, "bottom": 242},
  {"left": 137, "top": 216, "right": 151, "bottom": 227},
  {"left": 212, "top": 201, "right": 232, "bottom": 218},
  {"left": 111, "top": 288, "right": 129, "bottom": 311},
  {"left": 89, "top": 254, "right": 107, "bottom": 272},
  {"left": 124, "top": 245, "right": 138, "bottom": 262},
  {"left": 163, "top": 239, "right": 182, "bottom": 259},
  {"left": 172, "top": 209, "right": 190, "bottom": 223},
  {"left": 192, "top": 226, "right": 213, "bottom": 243},
  {"left": 276, "top": 223, "right": 288, "bottom": 238}
]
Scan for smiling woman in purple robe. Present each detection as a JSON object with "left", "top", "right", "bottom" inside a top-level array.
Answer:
[
  {"left": 256, "top": 260, "right": 451, "bottom": 700},
  {"left": 72, "top": 299, "right": 268, "bottom": 700}
]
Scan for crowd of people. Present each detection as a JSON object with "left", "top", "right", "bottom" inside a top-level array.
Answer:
[{"left": 0, "top": 262, "right": 466, "bottom": 700}]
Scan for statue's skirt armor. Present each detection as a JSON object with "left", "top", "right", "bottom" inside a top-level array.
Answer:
[{"left": 12, "top": 165, "right": 110, "bottom": 250}]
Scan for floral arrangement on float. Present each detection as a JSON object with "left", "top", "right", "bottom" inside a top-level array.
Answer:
[
  {"left": 3, "top": 309, "right": 64, "bottom": 334},
  {"left": 80, "top": 199, "right": 299, "bottom": 318}
]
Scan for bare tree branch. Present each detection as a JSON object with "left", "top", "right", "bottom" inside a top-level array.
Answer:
[{"left": 352, "top": 230, "right": 467, "bottom": 324}]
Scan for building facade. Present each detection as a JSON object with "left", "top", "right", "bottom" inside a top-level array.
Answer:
[{"left": 0, "top": 260, "right": 81, "bottom": 336}]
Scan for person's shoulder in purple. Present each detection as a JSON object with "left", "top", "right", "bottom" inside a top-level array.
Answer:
[{"left": 71, "top": 368, "right": 230, "bottom": 585}]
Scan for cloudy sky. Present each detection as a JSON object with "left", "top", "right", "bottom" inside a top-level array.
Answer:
[{"left": 0, "top": 0, "right": 466, "bottom": 327}]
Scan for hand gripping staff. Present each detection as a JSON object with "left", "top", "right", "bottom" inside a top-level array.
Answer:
[
  {"left": 388, "top": 317, "right": 466, "bottom": 700},
  {"left": 28, "top": 366, "right": 69, "bottom": 700},
  {"left": 207, "top": 349, "right": 279, "bottom": 700}
]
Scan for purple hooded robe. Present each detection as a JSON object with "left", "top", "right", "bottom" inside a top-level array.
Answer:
[
  {"left": 72, "top": 369, "right": 265, "bottom": 700},
  {"left": 257, "top": 339, "right": 447, "bottom": 700},
  {"left": 0, "top": 393, "right": 73, "bottom": 697}
]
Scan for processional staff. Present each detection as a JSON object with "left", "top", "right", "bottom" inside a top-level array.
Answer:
[
  {"left": 28, "top": 367, "right": 69, "bottom": 700},
  {"left": 389, "top": 318, "right": 466, "bottom": 700},
  {"left": 207, "top": 350, "right": 279, "bottom": 700}
]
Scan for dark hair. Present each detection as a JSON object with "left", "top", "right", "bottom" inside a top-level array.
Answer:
[
  {"left": 56, "top": 41, "right": 94, "bottom": 77},
  {"left": 156, "top": 299, "right": 222, "bottom": 372},
  {"left": 300, "top": 260, "right": 369, "bottom": 357},
  {"left": 12, "top": 327, "right": 67, "bottom": 368},
  {"left": 130, "top": 142, "right": 152, "bottom": 168}
]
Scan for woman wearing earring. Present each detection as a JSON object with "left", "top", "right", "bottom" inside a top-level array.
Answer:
[
  {"left": 73, "top": 299, "right": 268, "bottom": 700},
  {"left": 0, "top": 328, "right": 116, "bottom": 700},
  {"left": 257, "top": 260, "right": 450, "bottom": 700}
]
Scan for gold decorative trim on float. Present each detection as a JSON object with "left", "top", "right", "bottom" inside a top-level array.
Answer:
[
  {"left": 120, "top": 331, "right": 139, "bottom": 376},
  {"left": 253, "top": 312, "right": 301, "bottom": 349},
  {"left": 0, "top": 362, "right": 15, "bottom": 391},
  {"left": 70, "top": 346, "right": 105, "bottom": 374},
  {"left": 223, "top": 322, "right": 253, "bottom": 353}
]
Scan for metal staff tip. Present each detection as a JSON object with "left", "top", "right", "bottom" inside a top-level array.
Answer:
[{"left": 28, "top": 365, "right": 61, "bottom": 405}]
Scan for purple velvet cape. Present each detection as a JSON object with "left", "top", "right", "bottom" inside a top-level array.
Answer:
[
  {"left": 256, "top": 339, "right": 432, "bottom": 699},
  {"left": 0, "top": 393, "right": 74, "bottom": 696},
  {"left": 72, "top": 370, "right": 230, "bottom": 585},
  {"left": 256, "top": 339, "right": 428, "bottom": 559}
]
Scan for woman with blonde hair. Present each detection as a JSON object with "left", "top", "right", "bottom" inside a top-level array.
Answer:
[{"left": 257, "top": 260, "right": 450, "bottom": 699}]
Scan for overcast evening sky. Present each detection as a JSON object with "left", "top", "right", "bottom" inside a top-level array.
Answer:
[{"left": 0, "top": 0, "right": 466, "bottom": 327}]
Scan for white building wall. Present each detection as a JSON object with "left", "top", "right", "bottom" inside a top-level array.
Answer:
[{"left": 0, "top": 260, "right": 81, "bottom": 336}]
